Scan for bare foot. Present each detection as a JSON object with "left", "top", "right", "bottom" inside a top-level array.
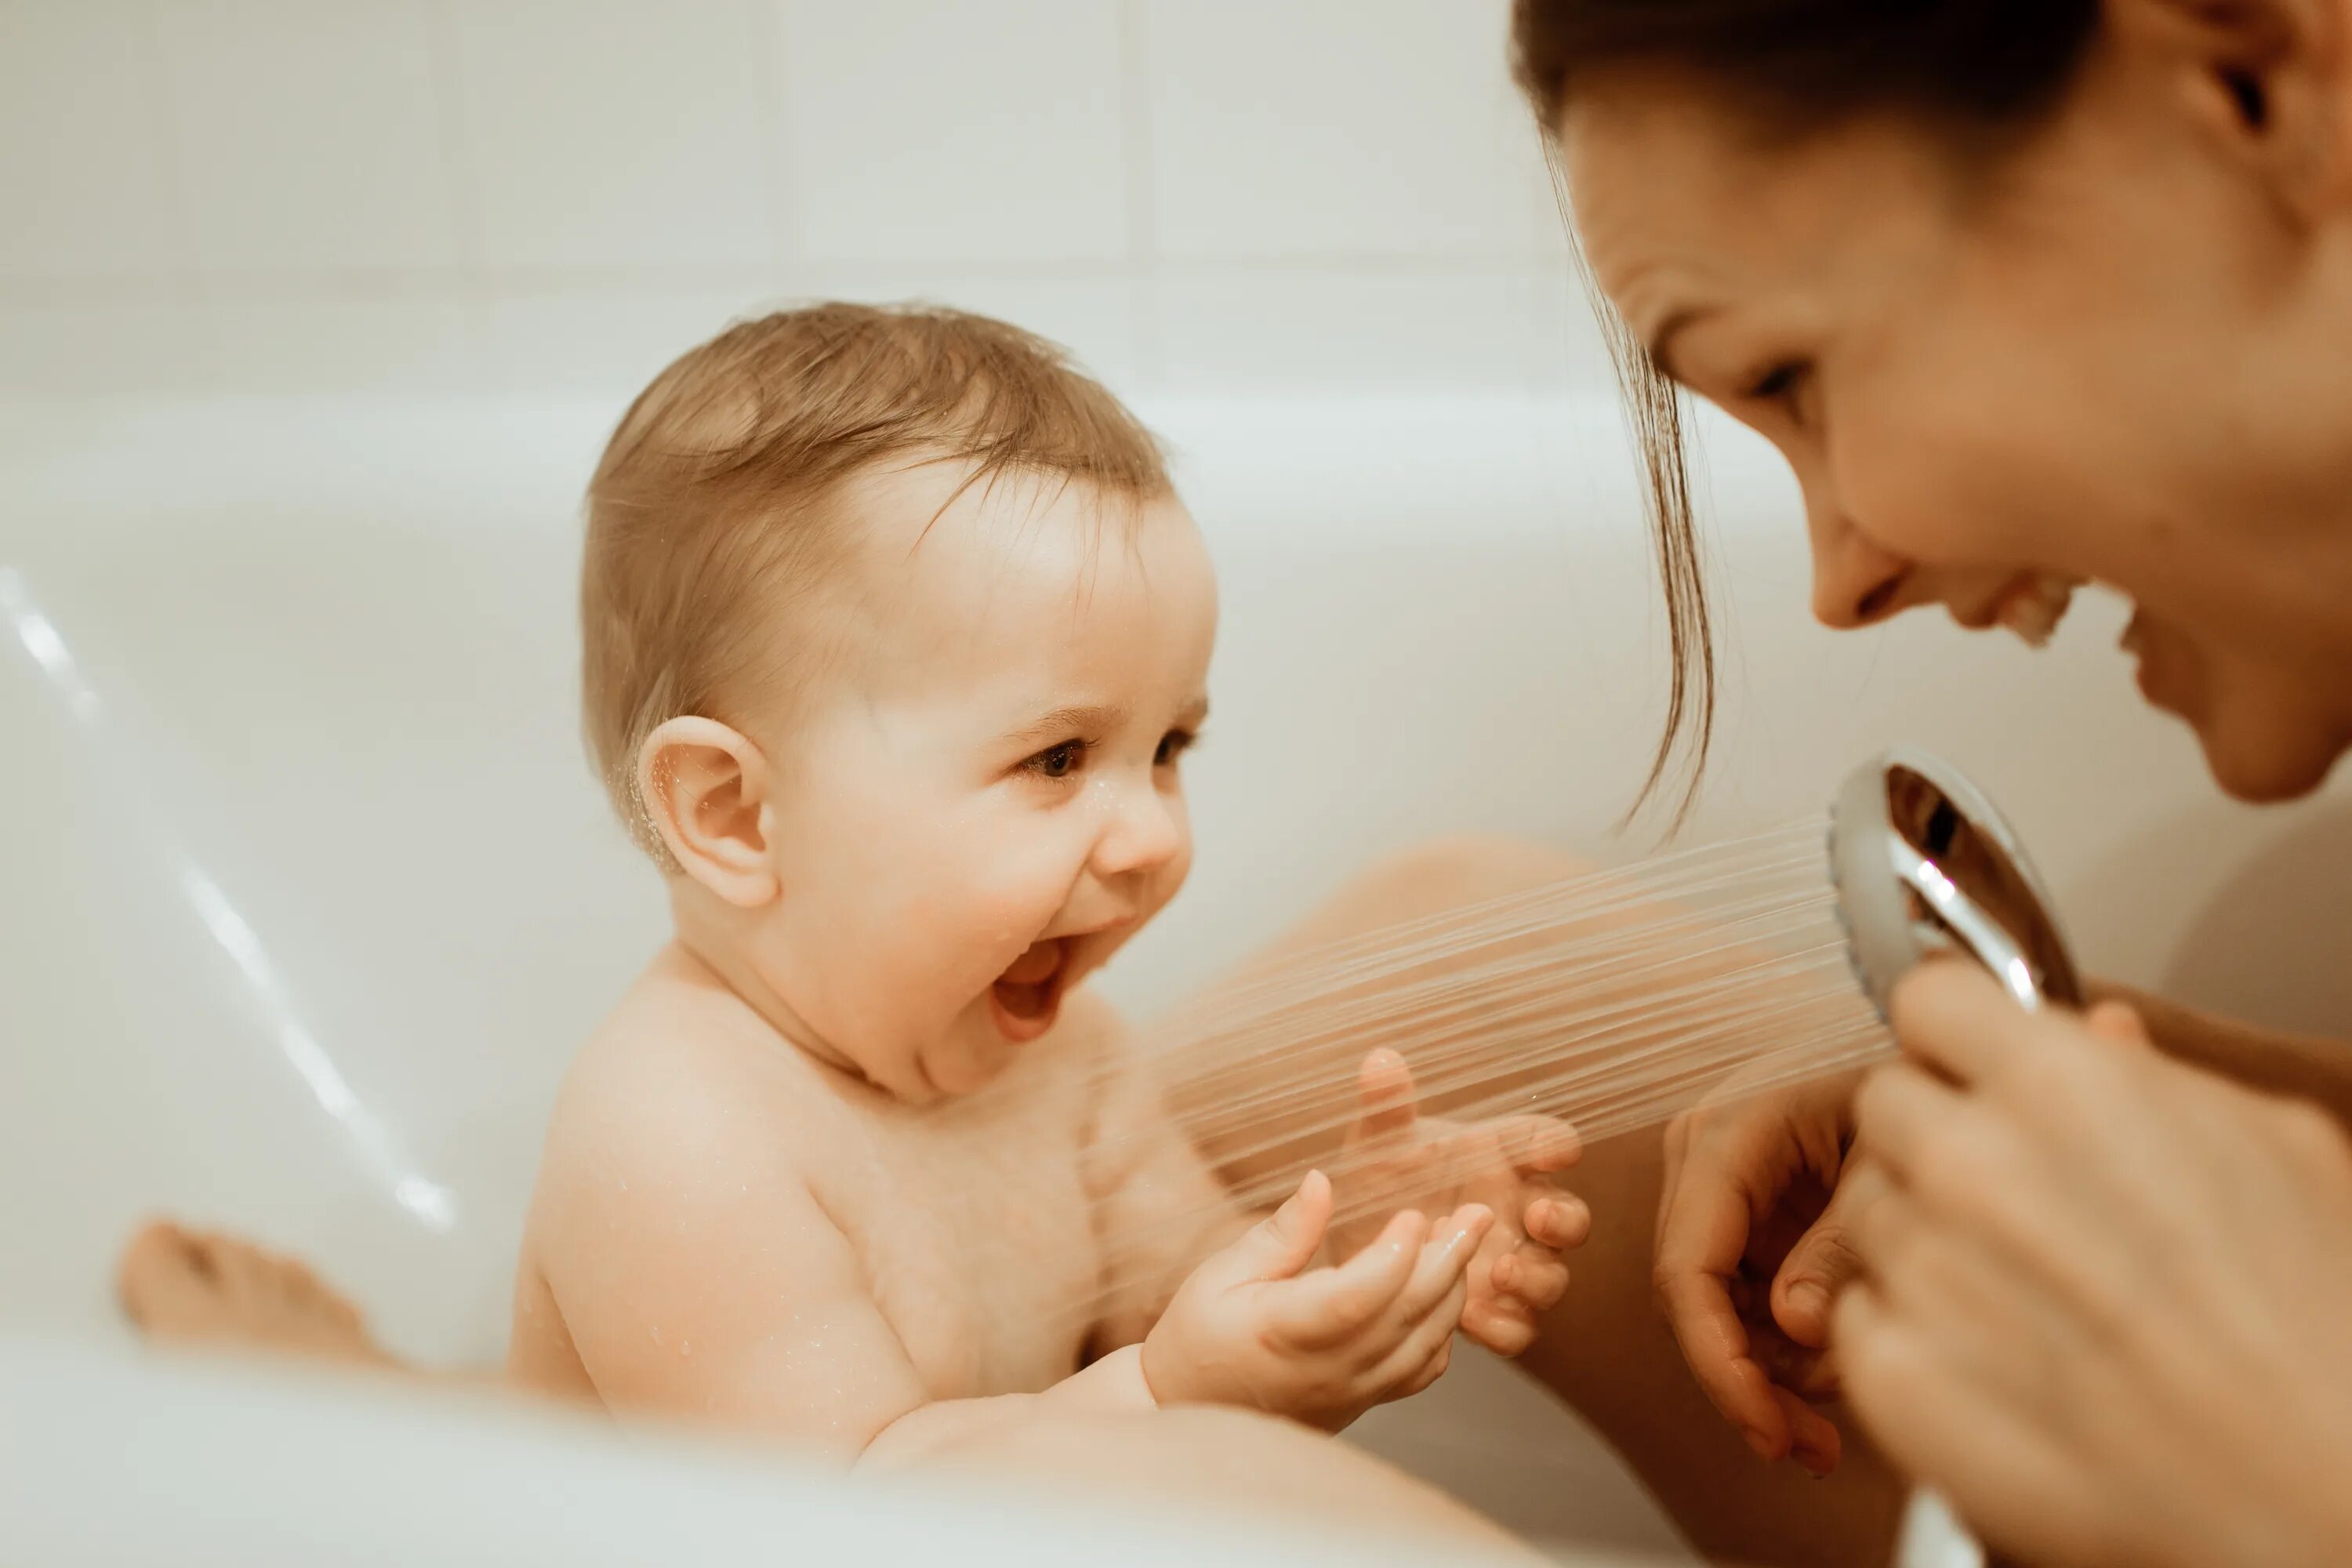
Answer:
[{"left": 116, "top": 1220, "right": 400, "bottom": 1370}]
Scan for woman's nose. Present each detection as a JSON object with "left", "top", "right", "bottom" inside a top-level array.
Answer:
[
  {"left": 1806, "top": 500, "right": 1911, "bottom": 630},
  {"left": 1091, "top": 780, "right": 1184, "bottom": 878}
]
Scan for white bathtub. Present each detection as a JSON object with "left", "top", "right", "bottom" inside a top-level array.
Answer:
[{"left": 5, "top": 390, "right": 2348, "bottom": 1561}]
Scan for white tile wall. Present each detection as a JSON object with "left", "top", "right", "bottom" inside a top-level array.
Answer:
[
  {"left": 0, "top": 0, "right": 1606, "bottom": 401},
  {"left": 1155, "top": 268, "right": 1564, "bottom": 392},
  {"left": 0, "top": 3, "right": 180, "bottom": 281},
  {"left": 1142, "top": 0, "right": 1550, "bottom": 261},
  {"left": 0, "top": 301, "right": 213, "bottom": 396},
  {"left": 209, "top": 296, "right": 477, "bottom": 394},
  {"left": 452, "top": 0, "right": 780, "bottom": 270},
  {"left": 778, "top": 0, "right": 1131, "bottom": 264},
  {"left": 158, "top": 0, "right": 462, "bottom": 274}
]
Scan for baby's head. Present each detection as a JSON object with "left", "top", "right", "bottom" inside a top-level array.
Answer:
[{"left": 583, "top": 304, "right": 1215, "bottom": 1102}]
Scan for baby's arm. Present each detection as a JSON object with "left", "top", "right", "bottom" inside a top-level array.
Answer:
[
  {"left": 532, "top": 1079, "right": 1155, "bottom": 1470},
  {"left": 1081, "top": 1014, "right": 1261, "bottom": 1348}
]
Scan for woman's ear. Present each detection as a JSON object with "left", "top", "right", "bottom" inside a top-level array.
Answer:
[
  {"left": 638, "top": 716, "right": 780, "bottom": 907},
  {"left": 2115, "top": 0, "right": 2352, "bottom": 218}
]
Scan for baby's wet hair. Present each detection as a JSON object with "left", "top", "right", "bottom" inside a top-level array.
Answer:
[{"left": 581, "top": 302, "right": 1172, "bottom": 862}]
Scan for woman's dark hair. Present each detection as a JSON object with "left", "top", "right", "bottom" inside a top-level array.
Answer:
[{"left": 1509, "top": 2, "right": 2100, "bottom": 827}]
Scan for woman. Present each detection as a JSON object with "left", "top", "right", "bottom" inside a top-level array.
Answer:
[{"left": 1503, "top": 2, "right": 2352, "bottom": 1564}]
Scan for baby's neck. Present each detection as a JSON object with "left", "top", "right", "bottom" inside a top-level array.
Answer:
[{"left": 662, "top": 887, "right": 869, "bottom": 1083}]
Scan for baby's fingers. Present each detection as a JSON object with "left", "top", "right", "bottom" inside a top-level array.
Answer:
[
  {"left": 1392, "top": 1204, "right": 1493, "bottom": 1325},
  {"left": 1368, "top": 1269, "right": 1471, "bottom": 1392},
  {"left": 1265, "top": 1208, "right": 1426, "bottom": 1349}
]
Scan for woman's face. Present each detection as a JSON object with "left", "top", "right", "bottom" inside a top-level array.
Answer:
[{"left": 1562, "top": 44, "right": 2352, "bottom": 800}]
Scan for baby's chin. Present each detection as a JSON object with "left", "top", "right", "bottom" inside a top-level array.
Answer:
[{"left": 915, "top": 1008, "right": 1033, "bottom": 1099}]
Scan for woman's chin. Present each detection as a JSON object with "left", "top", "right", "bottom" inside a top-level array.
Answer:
[{"left": 2193, "top": 720, "right": 2345, "bottom": 804}]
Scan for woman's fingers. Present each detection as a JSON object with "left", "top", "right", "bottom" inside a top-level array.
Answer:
[
  {"left": 1889, "top": 960, "right": 2066, "bottom": 1087},
  {"left": 1853, "top": 1062, "right": 1971, "bottom": 1193},
  {"left": 1654, "top": 1143, "right": 1787, "bottom": 1449},
  {"left": 1656, "top": 1266, "right": 1785, "bottom": 1457},
  {"left": 1771, "top": 1385, "right": 1842, "bottom": 1478},
  {"left": 1768, "top": 1156, "right": 1886, "bottom": 1349},
  {"left": 1835, "top": 1279, "right": 2090, "bottom": 1562}
]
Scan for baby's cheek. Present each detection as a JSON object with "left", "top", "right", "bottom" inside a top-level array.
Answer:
[{"left": 1149, "top": 836, "right": 1195, "bottom": 913}]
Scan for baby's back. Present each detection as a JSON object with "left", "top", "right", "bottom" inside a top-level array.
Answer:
[{"left": 509, "top": 944, "right": 1116, "bottom": 1431}]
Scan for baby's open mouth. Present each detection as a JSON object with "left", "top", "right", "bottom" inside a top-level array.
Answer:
[{"left": 989, "top": 938, "right": 1068, "bottom": 1042}]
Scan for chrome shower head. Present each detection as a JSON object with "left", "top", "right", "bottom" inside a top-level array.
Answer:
[
  {"left": 1829, "top": 748, "right": 2082, "bottom": 1018},
  {"left": 1828, "top": 748, "right": 2082, "bottom": 1568}
]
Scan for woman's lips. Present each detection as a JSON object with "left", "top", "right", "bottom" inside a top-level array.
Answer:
[
  {"left": 1989, "top": 573, "right": 2079, "bottom": 648},
  {"left": 989, "top": 938, "right": 1066, "bottom": 1042}
]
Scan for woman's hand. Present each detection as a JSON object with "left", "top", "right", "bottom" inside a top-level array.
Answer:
[
  {"left": 1142, "top": 1170, "right": 1492, "bottom": 1432},
  {"left": 1332, "top": 1051, "right": 1589, "bottom": 1356},
  {"left": 1838, "top": 962, "right": 2352, "bottom": 1568},
  {"left": 1652, "top": 1062, "right": 1877, "bottom": 1475}
]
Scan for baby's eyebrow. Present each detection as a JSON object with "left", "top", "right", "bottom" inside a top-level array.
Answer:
[{"left": 1000, "top": 703, "right": 1123, "bottom": 748}]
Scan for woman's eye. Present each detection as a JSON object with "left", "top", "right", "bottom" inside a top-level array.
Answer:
[
  {"left": 1744, "top": 360, "right": 1809, "bottom": 408},
  {"left": 1154, "top": 729, "right": 1198, "bottom": 768}
]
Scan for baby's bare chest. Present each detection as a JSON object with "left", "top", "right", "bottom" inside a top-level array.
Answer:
[{"left": 809, "top": 1075, "right": 1105, "bottom": 1400}]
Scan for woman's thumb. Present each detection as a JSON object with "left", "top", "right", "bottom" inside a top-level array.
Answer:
[
  {"left": 1227, "top": 1169, "right": 1333, "bottom": 1283},
  {"left": 1770, "top": 1161, "right": 1884, "bottom": 1348}
]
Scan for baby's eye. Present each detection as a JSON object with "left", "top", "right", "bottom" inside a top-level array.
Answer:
[
  {"left": 1154, "top": 728, "right": 1199, "bottom": 768},
  {"left": 1025, "top": 739, "right": 1087, "bottom": 779}
]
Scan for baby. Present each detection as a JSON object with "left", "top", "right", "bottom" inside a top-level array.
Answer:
[{"left": 128, "top": 304, "right": 1586, "bottom": 1462}]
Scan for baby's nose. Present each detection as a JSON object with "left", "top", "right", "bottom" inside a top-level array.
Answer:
[{"left": 1091, "top": 783, "right": 1184, "bottom": 877}]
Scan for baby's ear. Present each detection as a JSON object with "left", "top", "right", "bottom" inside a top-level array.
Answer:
[{"left": 638, "top": 717, "right": 779, "bottom": 907}]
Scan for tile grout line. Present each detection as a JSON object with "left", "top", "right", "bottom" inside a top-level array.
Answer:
[
  {"left": 419, "top": 0, "right": 496, "bottom": 389},
  {"left": 132, "top": 0, "right": 220, "bottom": 391},
  {"left": 1115, "top": 0, "right": 1164, "bottom": 390},
  {"left": 750, "top": 0, "right": 798, "bottom": 272}
]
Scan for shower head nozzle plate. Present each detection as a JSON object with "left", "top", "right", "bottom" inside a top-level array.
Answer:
[{"left": 1828, "top": 749, "right": 2082, "bottom": 1019}]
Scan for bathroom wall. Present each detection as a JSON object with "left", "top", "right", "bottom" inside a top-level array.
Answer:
[{"left": 0, "top": 0, "right": 1602, "bottom": 403}]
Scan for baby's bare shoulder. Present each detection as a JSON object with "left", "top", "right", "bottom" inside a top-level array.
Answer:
[{"left": 539, "top": 955, "right": 826, "bottom": 1206}]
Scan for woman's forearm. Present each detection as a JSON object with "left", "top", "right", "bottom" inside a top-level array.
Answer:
[{"left": 2089, "top": 980, "right": 2352, "bottom": 1124}]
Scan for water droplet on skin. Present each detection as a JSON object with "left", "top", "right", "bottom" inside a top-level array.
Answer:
[
  {"left": 681, "top": 1340, "right": 692, "bottom": 1356},
  {"left": 650, "top": 1324, "right": 664, "bottom": 1347}
]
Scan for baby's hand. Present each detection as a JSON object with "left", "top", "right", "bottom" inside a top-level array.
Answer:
[
  {"left": 1141, "top": 1171, "right": 1491, "bottom": 1432},
  {"left": 1334, "top": 1051, "right": 1588, "bottom": 1358}
]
